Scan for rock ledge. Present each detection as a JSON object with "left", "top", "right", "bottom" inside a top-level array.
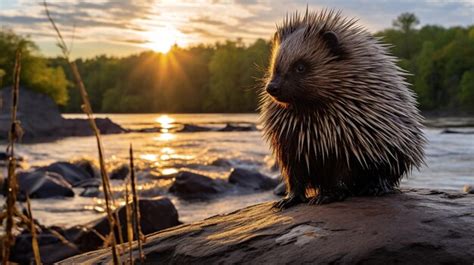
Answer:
[{"left": 59, "top": 189, "right": 473, "bottom": 264}]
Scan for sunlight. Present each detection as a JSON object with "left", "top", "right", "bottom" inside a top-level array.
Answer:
[
  {"left": 154, "top": 133, "right": 176, "bottom": 142},
  {"left": 140, "top": 153, "right": 158, "bottom": 162},
  {"left": 161, "top": 168, "right": 178, "bottom": 175},
  {"left": 144, "top": 25, "right": 187, "bottom": 53},
  {"left": 155, "top": 114, "right": 175, "bottom": 129}
]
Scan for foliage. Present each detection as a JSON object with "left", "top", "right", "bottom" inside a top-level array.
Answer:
[
  {"left": 2, "top": 13, "right": 474, "bottom": 114},
  {"left": 0, "top": 30, "right": 69, "bottom": 105}
]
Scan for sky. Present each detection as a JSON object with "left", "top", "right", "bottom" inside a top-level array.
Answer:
[{"left": 0, "top": 0, "right": 473, "bottom": 58}]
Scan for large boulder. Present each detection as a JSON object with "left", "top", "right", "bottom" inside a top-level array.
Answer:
[
  {"left": 16, "top": 171, "right": 74, "bottom": 200},
  {"left": 169, "top": 171, "right": 230, "bottom": 200},
  {"left": 0, "top": 86, "right": 64, "bottom": 140},
  {"left": 59, "top": 189, "right": 474, "bottom": 265},
  {"left": 0, "top": 87, "right": 126, "bottom": 140},
  {"left": 37, "top": 161, "right": 95, "bottom": 187},
  {"left": 74, "top": 197, "right": 180, "bottom": 252},
  {"left": 228, "top": 168, "right": 278, "bottom": 191}
]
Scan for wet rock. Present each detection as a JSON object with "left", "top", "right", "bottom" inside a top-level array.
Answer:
[
  {"left": 110, "top": 164, "right": 130, "bottom": 180},
  {"left": 441, "top": 129, "right": 474, "bottom": 134},
  {"left": 74, "top": 197, "right": 180, "bottom": 252},
  {"left": 219, "top": 123, "right": 256, "bottom": 132},
  {"left": 17, "top": 171, "right": 74, "bottom": 200},
  {"left": 169, "top": 171, "right": 229, "bottom": 200},
  {"left": 228, "top": 168, "right": 278, "bottom": 191},
  {"left": 80, "top": 186, "right": 101, "bottom": 197},
  {"left": 73, "top": 159, "right": 100, "bottom": 179},
  {"left": 178, "top": 124, "right": 214, "bottom": 132},
  {"left": 60, "top": 118, "right": 126, "bottom": 136},
  {"left": 37, "top": 161, "right": 94, "bottom": 187},
  {"left": 74, "top": 178, "right": 102, "bottom": 188},
  {"left": 273, "top": 181, "right": 287, "bottom": 196},
  {"left": 11, "top": 226, "right": 80, "bottom": 264},
  {"left": 60, "top": 189, "right": 474, "bottom": 265},
  {"left": 210, "top": 158, "right": 233, "bottom": 167}
]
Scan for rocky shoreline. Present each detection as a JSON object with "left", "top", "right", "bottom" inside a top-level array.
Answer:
[
  {"left": 1, "top": 155, "right": 281, "bottom": 263},
  {"left": 0, "top": 87, "right": 258, "bottom": 142}
]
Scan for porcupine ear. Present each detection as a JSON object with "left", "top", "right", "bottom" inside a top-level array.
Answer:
[{"left": 322, "top": 31, "right": 342, "bottom": 57}]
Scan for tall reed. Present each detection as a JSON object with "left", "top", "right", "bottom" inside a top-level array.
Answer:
[
  {"left": 26, "top": 196, "right": 41, "bottom": 265},
  {"left": 1, "top": 48, "right": 22, "bottom": 265},
  {"left": 43, "top": 1, "right": 120, "bottom": 263},
  {"left": 129, "top": 144, "right": 144, "bottom": 261}
]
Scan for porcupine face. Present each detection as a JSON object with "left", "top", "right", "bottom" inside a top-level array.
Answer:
[{"left": 265, "top": 25, "right": 342, "bottom": 108}]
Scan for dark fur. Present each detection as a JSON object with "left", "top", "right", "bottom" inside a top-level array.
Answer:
[{"left": 259, "top": 10, "right": 426, "bottom": 209}]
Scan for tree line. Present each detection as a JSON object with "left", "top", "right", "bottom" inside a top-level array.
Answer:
[{"left": 1, "top": 13, "right": 473, "bottom": 113}]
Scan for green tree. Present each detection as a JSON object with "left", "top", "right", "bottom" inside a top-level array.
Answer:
[
  {"left": 459, "top": 71, "right": 474, "bottom": 111},
  {"left": 0, "top": 30, "right": 69, "bottom": 105},
  {"left": 393, "top": 12, "right": 419, "bottom": 33}
]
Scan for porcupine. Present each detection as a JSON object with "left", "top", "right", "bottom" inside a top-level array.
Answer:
[{"left": 259, "top": 9, "right": 426, "bottom": 209}]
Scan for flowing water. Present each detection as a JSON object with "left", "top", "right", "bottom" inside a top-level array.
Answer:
[{"left": 0, "top": 114, "right": 473, "bottom": 227}]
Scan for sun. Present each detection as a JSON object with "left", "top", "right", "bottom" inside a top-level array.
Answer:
[{"left": 144, "top": 26, "right": 186, "bottom": 53}]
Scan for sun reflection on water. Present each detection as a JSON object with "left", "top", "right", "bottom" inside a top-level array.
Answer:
[
  {"left": 154, "top": 133, "right": 175, "bottom": 141},
  {"left": 140, "top": 153, "right": 158, "bottom": 162},
  {"left": 161, "top": 168, "right": 178, "bottom": 175},
  {"left": 156, "top": 115, "right": 175, "bottom": 130}
]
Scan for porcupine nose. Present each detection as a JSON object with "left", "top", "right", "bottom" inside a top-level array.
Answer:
[{"left": 266, "top": 81, "right": 281, "bottom": 97}]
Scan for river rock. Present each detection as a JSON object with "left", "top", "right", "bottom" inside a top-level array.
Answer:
[
  {"left": 60, "top": 118, "right": 126, "bottom": 136},
  {"left": 17, "top": 171, "right": 74, "bottom": 200},
  {"left": 210, "top": 158, "right": 233, "bottom": 167},
  {"left": 109, "top": 164, "right": 130, "bottom": 180},
  {"left": 169, "top": 171, "right": 229, "bottom": 200},
  {"left": 73, "top": 159, "right": 100, "bottom": 179},
  {"left": 59, "top": 189, "right": 474, "bottom": 265},
  {"left": 10, "top": 226, "right": 80, "bottom": 264},
  {"left": 37, "top": 161, "right": 94, "bottom": 187},
  {"left": 74, "top": 197, "right": 180, "bottom": 252},
  {"left": 219, "top": 123, "right": 257, "bottom": 132},
  {"left": 228, "top": 168, "right": 278, "bottom": 191},
  {"left": 178, "top": 124, "right": 214, "bottom": 132},
  {"left": 80, "top": 187, "right": 101, "bottom": 197}
]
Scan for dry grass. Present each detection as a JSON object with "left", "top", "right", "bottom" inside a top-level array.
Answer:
[
  {"left": 1, "top": 47, "right": 22, "bottom": 265},
  {"left": 125, "top": 178, "right": 134, "bottom": 264},
  {"left": 129, "top": 144, "right": 145, "bottom": 261},
  {"left": 43, "top": 1, "right": 120, "bottom": 263},
  {"left": 26, "top": 196, "right": 41, "bottom": 265}
]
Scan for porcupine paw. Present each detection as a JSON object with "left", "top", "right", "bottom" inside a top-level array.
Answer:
[
  {"left": 273, "top": 193, "right": 306, "bottom": 210},
  {"left": 308, "top": 189, "right": 348, "bottom": 205},
  {"left": 361, "top": 182, "right": 400, "bottom": 197}
]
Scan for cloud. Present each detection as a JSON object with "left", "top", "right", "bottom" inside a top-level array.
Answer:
[{"left": 0, "top": 0, "right": 472, "bottom": 58}]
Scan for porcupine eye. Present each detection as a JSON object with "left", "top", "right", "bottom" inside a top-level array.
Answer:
[{"left": 295, "top": 63, "right": 306, "bottom": 73}]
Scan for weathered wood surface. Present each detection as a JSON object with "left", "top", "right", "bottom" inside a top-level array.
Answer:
[{"left": 59, "top": 189, "right": 474, "bottom": 265}]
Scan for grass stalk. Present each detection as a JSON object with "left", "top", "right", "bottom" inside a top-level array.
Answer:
[
  {"left": 26, "top": 196, "right": 41, "bottom": 265},
  {"left": 43, "top": 1, "right": 120, "bottom": 263},
  {"left": 125, "top": 179, "right": 134, "bottom": 264},
  {"left": 129, "top": 144, "right": 144, "bottom": 261},
  {"left": 2, "top": 47, "right": 22, "bottom": 265}
]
